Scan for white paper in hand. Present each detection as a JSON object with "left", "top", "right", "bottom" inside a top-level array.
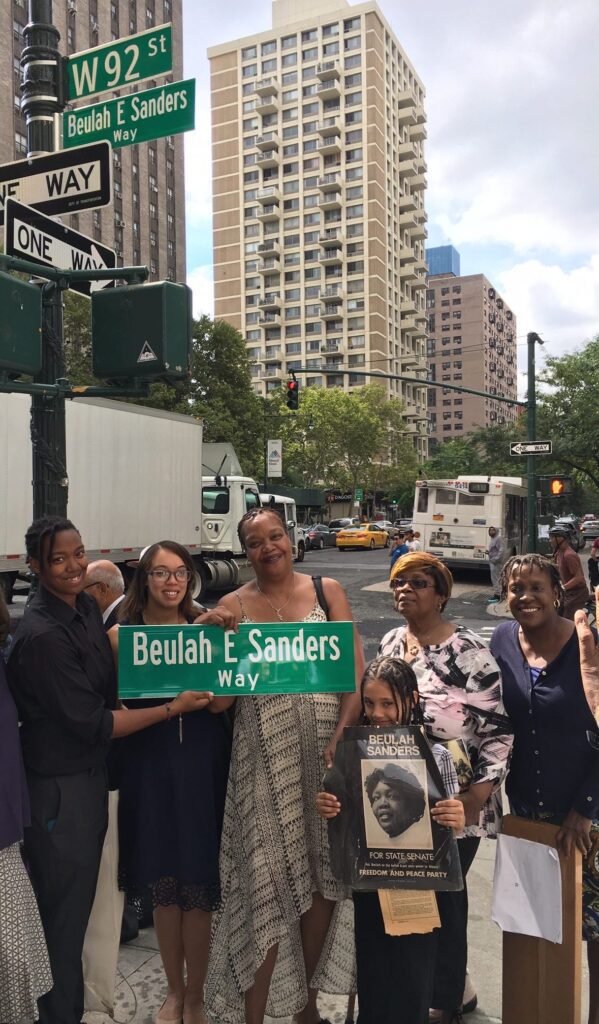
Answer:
[{"left": 491, "top": 833, "right": 562, "bottom": 944}]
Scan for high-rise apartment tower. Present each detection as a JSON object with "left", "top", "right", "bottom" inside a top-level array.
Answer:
[
  {"left": 2, "top": 0, "right": 186, "bottom": 280},
  {"left": 425, "top": 252, "right": 518, "bottom": 443},
  {"left": 208, "top": 0, "right": 429, "bottom": 457}
]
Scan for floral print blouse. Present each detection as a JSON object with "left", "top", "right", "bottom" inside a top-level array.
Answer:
[{"left": 378, "top": 624, "right": 513, "bottom": 838}]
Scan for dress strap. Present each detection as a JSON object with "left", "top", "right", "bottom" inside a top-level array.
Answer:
[{"left": 311, "top": 576, "right": 330, "bottom": 620}]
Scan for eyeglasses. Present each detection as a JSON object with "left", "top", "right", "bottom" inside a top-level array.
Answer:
[
  {"left": 389, "top": 577, "right": 436, "bottom": 592},
  {"left": 83, "top": 581, "right": 103, "bottom": 590},
  {"left": 147, "top": 569, "right": 193, "bottom": 582}
]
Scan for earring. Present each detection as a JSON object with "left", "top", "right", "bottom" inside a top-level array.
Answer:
[{"left": 554, "top": 599, "right": 560, "bottom": 609}]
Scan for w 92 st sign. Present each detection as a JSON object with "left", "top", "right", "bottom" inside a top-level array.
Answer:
[{"left": 67, "top": 24, "right": 172, "bottom": 101}]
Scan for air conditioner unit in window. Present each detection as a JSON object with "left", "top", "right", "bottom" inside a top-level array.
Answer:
[
  {"left": 116, "top": 219, "right": 126, "bottom": 228},
  {"left": 67, "top": 0, "right": 77, "bottom": 12},
  {"left": 151, "top": 185, "right": 158, "bottom": 193},
  {"left": 91, "top": 17, "right": 98, "bottom": 31}
]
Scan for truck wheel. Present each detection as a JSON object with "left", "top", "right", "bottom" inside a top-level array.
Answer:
[
  {"left": 295, "top": 541, "right": 305, "bottom": 563},
  {"left": 192, "top": 561, "right": 208, "bottom": 603}
]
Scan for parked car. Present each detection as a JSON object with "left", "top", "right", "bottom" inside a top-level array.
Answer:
[
  {"left": 376, "top": 520, "right": 400, "bottom": 538},
  {"left": 304, "top": 523, "right": 336, "bottom": 550},
  {"left": 336, "top": 523, "right": 390, "bottom": 550},
  {"left": 582, "top": 519, "right": 599, "bottom": 540},
  {"left": 328, "top": 517, "right": 360, "bottom": 534},
  {"left": 554, "top": 516, "right": 585, "bottom": 552},
  {"left": 394, "top": 519, "right": 413, "bottom": 531}
]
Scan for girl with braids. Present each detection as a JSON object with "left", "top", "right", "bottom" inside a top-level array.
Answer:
[
  {"left": 7, "top": 517, "right": 217, "bottom": 1024},
  {"left": 316, "top": 657, "right": 464, "bottom": 1024},
  {"left": 491, "top": 553, "right": 599, "bottom": 1024}
]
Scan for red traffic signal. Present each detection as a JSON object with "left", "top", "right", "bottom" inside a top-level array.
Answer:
[
  {"left": 549, "top": 477, "right": 566, "bottom": 496},
  {"left": 285, "top": 378, "right": 299, "bottom": 410},
  {"left": 539, "top": 476, "right": 572, "bottom": 497}
]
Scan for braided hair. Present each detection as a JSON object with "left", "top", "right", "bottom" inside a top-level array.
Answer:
[
  {"left": 498, "top": 552, "right": 565, "bottom": 614},
  {"left": 25, "top": 515, "right": 79, "bottom": 572},
  {"left": 360, "top": 656, "right": 425, "bottom": 726},
  {"left": 237, "top": 507, "right": 287, "bottom": 548}
]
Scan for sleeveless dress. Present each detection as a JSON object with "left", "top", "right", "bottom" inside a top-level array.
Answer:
[
  {"left": 117, "top": 619, "right": 231, "bottom": 911},
  {"left": 205, "top": 592, "right": 355, "bottom": 1024}
]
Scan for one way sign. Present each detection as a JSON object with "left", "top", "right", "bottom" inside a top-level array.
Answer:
[
  {"left": 5, "top": 198, "right": 116, "bottom": 298},
  {"left": 0, "top": 141, "right": 112, "bottom": 227}
]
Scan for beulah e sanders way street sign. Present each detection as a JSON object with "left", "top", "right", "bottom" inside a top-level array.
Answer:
[
  {"left": 5, "top": 198, "right": 116, "bottom": 298},
  {"left": 62, "top": 78, "right": 195, "bottom": 150},
  {"left": 0, "top": 141, "right": 112, "bottom": 228},
  {"left": 66, "top": 24, "right": 173, "bottom": 102}
]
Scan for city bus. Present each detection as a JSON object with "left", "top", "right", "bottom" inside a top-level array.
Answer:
[{"left": 412, "top": 476, "right": 527, "bottom": 570}]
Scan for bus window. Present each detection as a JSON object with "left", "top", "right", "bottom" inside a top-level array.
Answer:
[
  {"left": 417, "top": 487, "right": 429, "bottom": 513},
  {"left": 245, "top": 490, "right": 260, "bottom": 512},
  {"left": 436, "top": 488, "right": 458, "bottom": 506},
  {"left": 202, "top": 488, "right": 229, "bottom": 514},
  {"left": 458, "top": 492, "right": 485, "bottom": 507}
]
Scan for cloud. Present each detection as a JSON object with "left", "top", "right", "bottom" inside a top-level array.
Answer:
[{"left": 187, "top": 264, "right": 215, "bottom": 318}]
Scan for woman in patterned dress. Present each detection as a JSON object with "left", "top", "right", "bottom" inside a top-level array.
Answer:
[
  {"left": 378, "top": 552, "right": 513, "bottom": 1024},
  {"left": 205, "top": 507, "right": 364, "bottom": 1024},
  {"left": 0, "top": 639, "right": 52, "bottom": 1022}
]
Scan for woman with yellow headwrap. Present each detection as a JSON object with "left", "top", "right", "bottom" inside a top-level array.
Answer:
[{"left": 379, "top": 552, "right": 513, "bottom": 1024}]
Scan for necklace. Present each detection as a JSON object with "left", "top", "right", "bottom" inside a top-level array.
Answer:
[{"left": 256, "top": 578, "right": 295, "bottom": 621}]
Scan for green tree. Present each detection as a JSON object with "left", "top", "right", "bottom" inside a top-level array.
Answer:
[{"left": 537, "top": 337, "right": 599, "bottom": 490}]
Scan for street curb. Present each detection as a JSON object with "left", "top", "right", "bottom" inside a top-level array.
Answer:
[{"left": 485, "top": 598, "right": 512, "bottom": 619}]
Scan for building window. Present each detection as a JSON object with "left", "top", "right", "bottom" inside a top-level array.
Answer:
[{"left": 242, "top": 45, "right": 257, "bottom": 60}]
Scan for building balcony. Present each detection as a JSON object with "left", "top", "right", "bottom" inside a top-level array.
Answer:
[
  {"left": 397, "top": 104, "right": 416, "bottom": 127},
  {"left": 397, "top": 140, "right": 417, "bottom": 162},
  {"left": 257, "top": 204, "right": 280, "bottom": 222},
  {"left": 399, "top": 210, "right": 417, "bottom": 230},
  {"left": 257, "top": 256, "right": 280, "bottom": 274},
  {"left": 319, "top": 191, "right": 342, "bottom": 211},
  {"left": 257, "top": 239, "right": 280, "bottom": 255},
  {"left": 416, "top": 157, "right": 427, "bottom": 174},
  {"left": 396, "top": 89, "right": 418, "bottom": 109},
  {"left": 325, "top": 358, "right": 344, "bottom": 370},
  {"left": 254, "top": 77, "right": 278, "bottom": 97},
  {"left": 256, "top": 150, "right": 279, "bottom": 169},
  {"left": 318, "top": 172, "right": 342, "bottom": 192},
  {"left": 399, "top": 246, "right": 417, "bottom": 264},
  {"left": 259, "top": 293, "right": 281, "bottom": 312},
  {"left": 320, "top": 285, "right": 343, "bottom": 303},
  {"left": 412, "top": 274, "right": 427, "bottom": 289},
  {"left": 257, "top": 185, "right": 280, "bottom": 204},
  {"left": 319, "top": 227, "right": 344, "bottom": 247},
  {"left": 399, "top": 263, "right": 418, "bottom": 281},
  {"left": 410, "top": 122, "right": 427, "bottom": 142},
  {"left": 400, "top": 355, "right": 424, "bottom": 370},
  {"left": 317, "top": 117, "right": 341, "bottom": 137},
  {"left": 316, "top": 60, "right": 340, "bottom": 81},
  {"left": 321, "top": 303, "right": 343, "bottom": 320},
  {"left": 255, "top": 95, "right": 278, "bottom": 115},
  {"left": 316, "top": 79, "right": 341, "bottom": 100},
  {"left": 398, "top": 160, "right": 417, "bottom": 180},
  {"left": 320, "top": 247, "right": 344, "bottom": 266},
  {"left": 401, "top": 316, "right": 417, "bottom": 332},
  {"left": 414, "top": 104, "right": 426, "bottom": 124},
  {"left": 258, "top": 313, "right": 281, "bottom": 327},
  {"left": 263, "top": 365, "right": 283, "bottom": 380},
  {"left": 413, "top": 258, "right": 428, "bottom": 274},
  {"left": 399, "top": 192, "right": 417, "bottom": 212},
  {"left": 317, "top": 135, "right": 341, "bottom": 155},
  {"left": 255, "top": 132, "right": 280, "bottom": 152},
  {"left": 402, "top": 297, "right": 418, "bottom": 316},
  {"left": 411, "top": 174, "right": 427, "bottom": 191},
  {"left": 412, "top": 221, "right": 427, "bottom": 241},
  {"left": 321, "top": 341, "right": 342, "bottom": 353}
]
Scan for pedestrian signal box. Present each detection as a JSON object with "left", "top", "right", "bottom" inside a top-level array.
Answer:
[
  {"left": 285, "top": 378, "right": 299, "bottom": 410},
  {"left": 539, "top": 476, "right": 572, "bottom": 497},
  {"left": 91, "top": 281, "right": 192, "bottom": 381},
  {"left": 0, "top": 271, "right": 42, "bottom": 375}
]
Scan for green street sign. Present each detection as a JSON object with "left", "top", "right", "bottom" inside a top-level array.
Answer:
[
  {"left": 117, "top": 622, "right": 355, "bottom": 699},
  {"left": 62, "top": 78, "right": 195, "bottom": 150},
  {"left": 67, "top": 24, "right": 173, "bottom": 102},
  {"left": 355, "top": 487, "right": 364, "bottom": 501}
]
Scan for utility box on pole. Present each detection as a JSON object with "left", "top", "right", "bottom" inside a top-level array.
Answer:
[{"left": 91, "top": 281, "right": 192, "bottom": 381}]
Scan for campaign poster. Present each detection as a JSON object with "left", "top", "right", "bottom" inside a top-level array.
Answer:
[{"left": 326, "top": 726, "right": 463, "bottom": 891}]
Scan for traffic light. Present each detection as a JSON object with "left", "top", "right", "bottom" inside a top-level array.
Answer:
[
  {"left": 0, "top": 271, "right": 42, "bottom": 375},
  {"left": 285, "top": 377, "right": 299, "bottom": 410},
  {"left": 539, "top": 476, "right": 572, "bottom": 497}
]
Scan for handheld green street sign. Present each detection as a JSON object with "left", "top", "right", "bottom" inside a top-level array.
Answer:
[
  {"left": 62, "top": 79, "right": 195, "bottom": 150},
  {"left": 67, "top": 24, "right": 173, "bottom": 102},
  {"left": 117, "top": 622, "right": 356, "bottom": 699}
]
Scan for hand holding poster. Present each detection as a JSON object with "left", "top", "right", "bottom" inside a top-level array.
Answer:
[
  {"left": 326, "top": 726, "right": 463, "bottom": 891},
  {"left": 117, "top": 621, "right": 355, "bottom": 698}
]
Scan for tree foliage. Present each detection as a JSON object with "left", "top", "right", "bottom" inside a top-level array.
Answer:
[{"left": 537, "top": 337, "right": 599, "bottom": 490}]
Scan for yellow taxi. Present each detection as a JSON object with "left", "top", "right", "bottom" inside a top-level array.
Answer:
[{"left": 336, "top": 523, "right": 390, "bottom": 550}]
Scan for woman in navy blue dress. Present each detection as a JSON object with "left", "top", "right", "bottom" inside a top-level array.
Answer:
[{"left": 110, "top": 541, "right": 231, "bottom": 1024}]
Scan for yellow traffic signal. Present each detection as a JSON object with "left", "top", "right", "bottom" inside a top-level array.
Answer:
[{"left": 550, "top": 478, "right": 566, "bottom": 496}]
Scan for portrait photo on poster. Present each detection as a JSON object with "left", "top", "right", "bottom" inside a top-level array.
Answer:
[
  {"left": 326, "top": 726, "right": 463, "bottom": 892},
  {"left": 361, "top": 758, "right": 433, "bottom": 850}
]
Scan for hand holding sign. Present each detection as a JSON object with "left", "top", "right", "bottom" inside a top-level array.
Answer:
[
  {"left": 574, "top": 586, "right": 599, "bottom": 723},
  {"left": 170, "top": 690, "right": 214, "bottom": 714}
]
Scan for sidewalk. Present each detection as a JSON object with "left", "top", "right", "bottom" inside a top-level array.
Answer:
[{"left": 84, "top": 843, "right": 503, "bottom": 1024}]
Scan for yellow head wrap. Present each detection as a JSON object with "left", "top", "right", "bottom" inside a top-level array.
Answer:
[{"left": 390, "top": 551, "right": 454, "bottom": 600}]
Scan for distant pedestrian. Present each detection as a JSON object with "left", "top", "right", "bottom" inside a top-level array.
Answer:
[
  {"left": 549, "top": 525, "right": 589, "bottom": 620},
  {"left": 389, "top": 533, "right": 409, "bottom": 572},
  {"left": 588, "top": 538, "right": 599, "bottom": 592},
  {"left": 85, "top": 559, "right": 125, "bottom": 630},
  {"left": 487, "top": 527, "right": 504, "bottom": 603},
  {"left": 405, "top": 529, "right": 421, "bottom": 552}
]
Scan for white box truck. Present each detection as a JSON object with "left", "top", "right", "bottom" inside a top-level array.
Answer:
[{"left": 0, "top": 394, "right": 263, "bottom": 599}]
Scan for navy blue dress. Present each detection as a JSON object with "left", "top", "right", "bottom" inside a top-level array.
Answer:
[{"left": 117, "top": 622, "right": 231, "bottom": 912}]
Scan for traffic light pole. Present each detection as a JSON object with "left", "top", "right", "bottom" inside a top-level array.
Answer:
[
  {"left": 22, "top": 0, "right": 67, "bottom": 519},
  {"left": 526, "top": 333, "right": 543, "bottom": 555}
]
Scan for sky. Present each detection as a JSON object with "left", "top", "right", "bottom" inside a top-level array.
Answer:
[{"left": 181, "top": 0, "right": 599, "bottom": 391}]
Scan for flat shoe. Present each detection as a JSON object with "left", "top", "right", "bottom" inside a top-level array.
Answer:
[{"left": 462, "top": 994, "right": 478, "bottom": 1014}]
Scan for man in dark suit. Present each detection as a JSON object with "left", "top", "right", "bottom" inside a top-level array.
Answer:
[{"left": 84, "top": 560, "right": 125, "bottom": 630}]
